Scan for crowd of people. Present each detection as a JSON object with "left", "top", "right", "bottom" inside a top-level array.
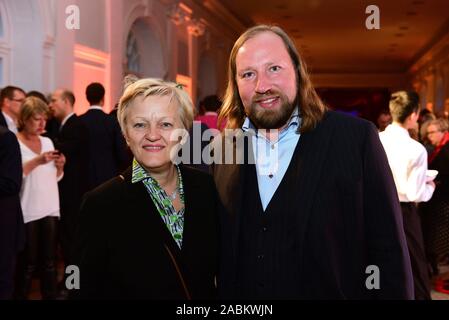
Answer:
[
  {"left": 376, "top": 95, "right": 449, "bottom": 297},
  {"left": 0, "top": 83, "right": 131, "bottom": 299},
  {"left": 0, "top": 24, "right": 448, "bottom": 300}
]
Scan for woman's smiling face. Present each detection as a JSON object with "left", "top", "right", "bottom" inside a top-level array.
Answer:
[{"left": 124, "top": 94, "right": 184, "bottom": 173}]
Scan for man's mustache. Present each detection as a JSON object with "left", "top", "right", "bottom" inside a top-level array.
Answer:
[{"left": 252, "top": 90, "right": 282, "bottom": 104}]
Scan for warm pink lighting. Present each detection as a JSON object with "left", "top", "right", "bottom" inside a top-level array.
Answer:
[{"left": 73, "top": 44, "right": 111, "bottom": 115}]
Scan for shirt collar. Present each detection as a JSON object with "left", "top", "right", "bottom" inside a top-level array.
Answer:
[
  {"left": 385, "top": 123, "right": 410, "bottom": 137},
  {"left": 131, "top": 158, "right": 152, "bottom": 183},
  {"left": 89, "top": 105, "right": 104, "bottom": 111},
  {"left": 131, "top": 158, "right": 182, "bottom": 187},
  {"left": 60, "top": 112, "right": 75, "bottom": 128},
  {"left": 2, "top": 111, "right": 16, "bottom": 130},
  {"left": 242, "top": 106, "right": 301, "bottom": 133},
  {"left": 2, "top": 110, "right": 13, "bottom": 123}
]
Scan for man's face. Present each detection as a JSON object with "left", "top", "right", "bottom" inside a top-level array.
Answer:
[
  {"left": 427, "top": 124, "right": 445, "bottom": 146},
  {"left": 49, "top": 90, "right": 67, "bottom": 121},
  {"left": 235, "top": 31, "right": 297, "bottom": 129},
  {"left": 4, "top": 90, "right": 26, "bottom": 119},
  {"left": 377, "top": 113, "right": 392, "bottom": 131}
]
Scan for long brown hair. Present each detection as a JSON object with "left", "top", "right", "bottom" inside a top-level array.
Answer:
[{"left": 219, "top": 25, "right": 327, "bottom": 133}]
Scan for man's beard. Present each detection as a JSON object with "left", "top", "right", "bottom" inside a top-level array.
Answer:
[{"left": 245, "top": 90, "right": 297, "bottom": 129}]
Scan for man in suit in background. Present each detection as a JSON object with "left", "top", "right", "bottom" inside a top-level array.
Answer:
[
  {"left": 50, "top": 89, "right": 89, "bottom": 282},
  {"left": 0, "top": 86, "right": 26, "bottom": 133},
  {"left": 213, "top": 25, "right": 414, "bottom": 299},
  {"left": 0, "top": 126, "right": 25, "bottom": 299},
  {"left": 79, "top": 83, "right": 125, "bottom": 189},
  {"left": 108, "top": 103, "right": 133, "bottom": 173}
]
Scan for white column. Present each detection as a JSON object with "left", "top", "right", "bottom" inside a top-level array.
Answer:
[
  {"left": 442, "top": 62, "right": 449, "bottom": 115},
  {"left": 166, "top": 17, "right": 178, "bottom": 81},
  {"left": 188, "top": 29, "right": 198, "bottom": 106},
  {"left": 187, "top": 19, "right": 205, "bottom": 107},
  {"left": 424, "top": 71, "right": 435, "bottom": 111},
  {"left": 54, "top": 0, "right": 76, "bottom": 90},
  {"left": 106, "top": 0, "right": 123, "bottom": 110}
]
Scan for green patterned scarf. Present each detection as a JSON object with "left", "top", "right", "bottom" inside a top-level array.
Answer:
[{"left": 131, "top": 159, "right": 185, "bottom": 249}]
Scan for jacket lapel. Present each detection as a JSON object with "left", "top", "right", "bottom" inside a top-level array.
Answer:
[
  {"left": 121, "top": 168, "right": 182, "bottom": 253},
  {"left": 212, "top": 130, "right": 255, "bottom": 255},
  {"left": 179, "top": 165, "right": 202, "bottom": 252},
  {"left": 121, "top": 167, "right": 193, "bottom": 298},
  {"left": 293, "top": 113, "right": 334, "bottom": 269}
]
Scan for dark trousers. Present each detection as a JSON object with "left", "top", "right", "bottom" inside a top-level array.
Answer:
[
  {"left": 401, "top": 202, "right": 431, "bottom": 300},
  {"left": 58, "top": 204, "right": 79, "bottom": 294},
  {"left": 15, "top": 216, "right": 58, "bottom": 300},
  {"left": 0, "top": 238, "right": 17, "bottom": 300},
  {"left": 59, "top": 205, "right": 77, "bottom": 267}
]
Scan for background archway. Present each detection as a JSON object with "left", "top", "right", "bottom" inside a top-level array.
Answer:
[{"left": 124, "top": 17, "right": 166, "bottom": 79}]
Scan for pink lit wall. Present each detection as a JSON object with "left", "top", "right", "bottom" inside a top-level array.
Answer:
[{"left": 73, "top": 44, "right": 111, "bottom": 115}]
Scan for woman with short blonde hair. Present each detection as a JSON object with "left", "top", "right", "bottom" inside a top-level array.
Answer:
[
  {"left": 117, "top": 77, "right": 194, "bottom": 134},
  {"left": 15, "top": 96, "right": 65, "bottom": 300},
  {"left": 73, "top": 77, "right": 219, "bottom": 299}
]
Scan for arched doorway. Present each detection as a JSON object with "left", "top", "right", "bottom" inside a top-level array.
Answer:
[{"left": 124, "top": 18, "right": 166, "bottom": 79}]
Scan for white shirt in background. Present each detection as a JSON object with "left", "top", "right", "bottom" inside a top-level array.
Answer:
[
  {"left": 18, "top": 135, "right": 60, "bottom": 223},
  {"left": 60, "top": 112, "right": 75, "bottom": 130},
  {"left": 2, "top": 111, "right": 17, "bottom": 133},
  {"left": 379, "top": 123, "right": 435, "bottom": 203},
  {"left": 88, "top": 105, "right": 104, "bottom": 111}
]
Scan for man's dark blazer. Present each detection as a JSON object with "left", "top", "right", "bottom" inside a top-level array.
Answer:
[
  {"left": 43, "top": 117, "right": 60, "bottom": 142},
  {"left": 72, "top": 165, "right": 219, "bottom": 299},
  {"left": 212, "top": 111, "right": 414, "bottom": 299},
  {"left": 55, "top": 114, "right": 90, "bottom": 208},
  {"left": 54, "top": 114, "right": 90, "bottom": 263},
  {"left": 0, "top": 127, "right": 25, "bottom": 299},
  {"left": 79, "top": 108, "right": 125, "bottom": 190},
  {"left": 0, "top": 111, "right": 7, "bottom": 128}
]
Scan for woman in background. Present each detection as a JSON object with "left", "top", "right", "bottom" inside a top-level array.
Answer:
[
  {"left": 14, "top": 97, "right": 65, "bottom": 299},
  {"left": 420, "top": 118, "right": 449, "bottom": 293}
]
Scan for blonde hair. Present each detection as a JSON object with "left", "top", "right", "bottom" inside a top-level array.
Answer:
[
  {"left": 427, "top": 118, "right": 449, "bottom": 132},
  {"left": 389, "top": 91, "right": 420, "bottom": 123},
  {"left": 17, "top": 96, "right": 49, "bottom": 131},
  {"left": 219, "top": 24, "right": 327, "bottom": 133},
  {"left": 117, "top": 76, "right": 194, "bottom": 134}
]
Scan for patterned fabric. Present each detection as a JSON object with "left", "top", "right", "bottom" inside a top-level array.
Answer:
[{"left": 132, "top": 159, "right": 185, "bottom": 248}]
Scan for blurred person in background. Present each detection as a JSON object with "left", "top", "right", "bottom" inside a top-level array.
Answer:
[
  {"left": 420, "top": 118, "right": 449, "bottom": 293},
  {"left": 419, "top": 109, "right": 436, "bottom": 154},
  {"left": 27, "top": 90, "right": 60, "bottom": 141},
  {"left": 380, "top": 91, "right": 435, "bottom": 300},
  {"left": 0, "top": 126, "right": 25, "bottom": 299},
  {"left": 0, "top": 86, "right": 26, "bottom": 133},
  {"left": 49, "top": 89, "right": 90, "bottom": 298},
  {"left": 376, "top": 109, "right": 392, "bottom": 132},
  {"left": 14, "top": 97, "right": 65, "bottom": 300}
]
